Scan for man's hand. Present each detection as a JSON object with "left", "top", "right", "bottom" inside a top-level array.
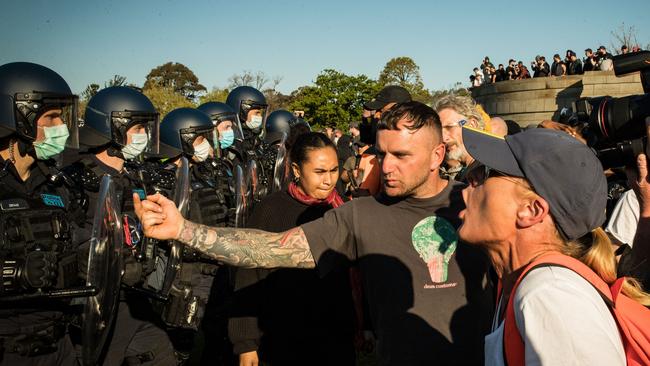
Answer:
[
  {"left": 628, "top": 153, "right": 650, "bottom": 217},
  {"left": 133, "top": 192, "right": 184, "bottom": 241},
  {"left": 239, "top": 350, "right": 259, "bottom": 366}
]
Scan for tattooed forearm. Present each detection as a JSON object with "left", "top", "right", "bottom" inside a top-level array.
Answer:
[{"left": 176, "top": 219, "right": 315, "bottom": 269}]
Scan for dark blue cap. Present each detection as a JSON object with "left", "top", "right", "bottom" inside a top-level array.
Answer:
[{"left": 462, "top": 127, "right": 607, "bottom": 241}]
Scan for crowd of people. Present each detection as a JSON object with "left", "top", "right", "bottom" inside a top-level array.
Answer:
[
  {"left": 0, "top": 60, "right": 649, "bottom": 366},
  {"left": 470, "top": 44, "right": 645, "bottom": 87}
]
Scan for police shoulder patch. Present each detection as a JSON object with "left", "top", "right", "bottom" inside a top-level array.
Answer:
[{"left": 41, "top": 193, "right": 65, "bottom": 208}]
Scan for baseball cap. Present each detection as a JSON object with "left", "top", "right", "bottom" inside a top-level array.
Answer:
[
  {"left": 462, "top": 127, "right": 607, "bottom": 241},
  {"left": 363, "top": 85, "right": 412, "bottom": 110},
  {"left": 598, "top": 45, "right": 606, "bottom": 50}
]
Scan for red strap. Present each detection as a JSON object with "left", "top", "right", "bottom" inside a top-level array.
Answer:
[{"left": 503, "top": 254, "right": 614, "bottom": 366}]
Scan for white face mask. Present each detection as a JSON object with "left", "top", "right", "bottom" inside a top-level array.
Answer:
[
  {"left": 245, "top": 115, "right": 263, "bottom": 130},
  {"left": 193, "top": 139, "right": 211, "bottom": 162},
  {"left": 122, "top": 133, "right": 149, "bottom": 160}
]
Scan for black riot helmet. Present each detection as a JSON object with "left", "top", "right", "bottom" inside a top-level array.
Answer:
[
  {"left": 265, "top": 109, "right": 295, "bottom": 135},
  {"left": 159, "top": 108, "right": 217, "bottom": 159},
  {"left": 82, "top": 86, "right": 159, "bottom": 154},
  {"left": 225, "top": 86, "right": 268, "bottom": 132},
  {"left": 0, "top": 62, "right": 79, "bottom": 147},
  {"left": 197, "top": 101, "right": 244, "bottom": 141}
]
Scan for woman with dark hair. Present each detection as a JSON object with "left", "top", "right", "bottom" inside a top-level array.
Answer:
[{"left": 229, "top": 132, "right": 355, "bottom": 366}]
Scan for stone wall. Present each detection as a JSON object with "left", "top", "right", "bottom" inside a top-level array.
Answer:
[{"left": 471, "top": 71, "right": 644, "bottom": 127}]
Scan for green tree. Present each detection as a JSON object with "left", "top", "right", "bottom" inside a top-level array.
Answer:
[
  {"left": 81, "top": 83, "right": 100, "bottom": 101},
  {"left": 143, "top": 62, "right": 206, "bottom": 100},
  {"left": 290, "top": 69, "right": 380, "bottom": 130},
  {"left": 198, "top": 87, "right": 230, "bottom": 105},
  {"left": 378, "top": 57, "right": 431, "bottom": 102},
  {"left": 105, "top": 74, "right": 127, "bottom": 88},
  {"left": 143, "top": 82, "right": 195, "bottom": 119}
]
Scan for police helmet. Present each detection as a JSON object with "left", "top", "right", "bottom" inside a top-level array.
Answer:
[
  {"left": 82, "top": 86, "right": 159, "bottom": 153},
  {"left": 225, "top": 86, "right": 268, "bottom": 128},
  {"left": 159, "top": 108, "right": 215, "bottom": 158},
  {"left": 0, "top": 62, "right": 78, "bottom": 147}
]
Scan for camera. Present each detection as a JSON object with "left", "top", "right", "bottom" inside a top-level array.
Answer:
[{"left": 569, "top": 51, "right": 650, "bottom": 169}]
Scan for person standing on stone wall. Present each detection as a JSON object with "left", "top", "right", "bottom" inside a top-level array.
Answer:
[
  {"left": 566, "top": 50, "right": 583, "bottom": 75},
  {"left": 583, "top": 48, "right": 598, "bottom": 72},
  {"left": 551, "top": 54, "right": 566, "bottom": 76}
]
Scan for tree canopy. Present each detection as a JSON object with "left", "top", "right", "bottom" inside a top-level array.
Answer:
[
  {"left": 290, "top": 69, "right": 380, "bottom": 130},
  {"left": 143, "top": 62, "right": 206, "bottom": 100}
]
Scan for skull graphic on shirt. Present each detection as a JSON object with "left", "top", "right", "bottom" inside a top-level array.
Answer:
[{"left": 411, "top": 216, "right": 458, "bottom": 283}]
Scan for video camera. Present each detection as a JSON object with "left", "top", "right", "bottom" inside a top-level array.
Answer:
[{"left": 570, "top": 50, "right": 650, "bottom": 169}]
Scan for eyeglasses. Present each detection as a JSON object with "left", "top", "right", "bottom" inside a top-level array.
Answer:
[{"left": 441, "top": 119, "right": 467, "bottom": 130}]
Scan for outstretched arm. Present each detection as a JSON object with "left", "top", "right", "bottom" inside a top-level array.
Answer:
[
  {"left": 134, "top": 193, "right": 314, "bottom": 269},
  {"left": 177, "top": 221, "right": 314, "bottom": 268}
]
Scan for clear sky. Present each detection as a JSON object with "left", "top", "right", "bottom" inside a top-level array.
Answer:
[{"left": 1, "top": 0, "right": 649, "bottom": 95}]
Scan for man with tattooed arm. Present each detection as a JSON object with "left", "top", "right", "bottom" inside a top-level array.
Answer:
[{"left": 135, "top": 101, "right": 493, "bottom": 366}]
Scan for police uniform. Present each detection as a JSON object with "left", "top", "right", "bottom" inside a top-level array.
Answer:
[
  {"left": 0, "top": 157, "right": 85, "bottom": 366},
  {"left": 63, "top": 154, "right": 176, "bottom": 366}
]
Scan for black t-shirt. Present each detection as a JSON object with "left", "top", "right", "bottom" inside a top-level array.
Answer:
[{"left": 302, "top": 181, "right": 493, "bottom": 365}]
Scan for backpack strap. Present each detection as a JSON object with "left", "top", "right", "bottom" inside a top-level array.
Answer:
[{"left": 503, "top": 253, "right": 614, "bottom": 366}]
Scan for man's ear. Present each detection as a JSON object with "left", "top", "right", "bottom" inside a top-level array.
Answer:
[
  {"left": 431, "top": 142, "right": 446, "bottom": 171},
  {"left": 467, "top": 118, "right": 479, "bottom": 128},
  {"left": 516, "top": 194, "right": 550, "bottom": 229}
]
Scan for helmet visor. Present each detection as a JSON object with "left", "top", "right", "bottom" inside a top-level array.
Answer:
[
  {"left": 15, "top": 92, "right": 79, "bottom": 149},
  {"left": 179, "top": 125, "right": 216, "bottom": 156},
  {"left": 213, "top": 111, "right": 244, "bottom": 143},
  {"left": 112, "top": 111, "right": 160, "bottom": 154}
]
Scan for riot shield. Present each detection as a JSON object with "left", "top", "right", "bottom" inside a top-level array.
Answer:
[
  {"left": 246, "top": 159, "right": 260, "bottom": 204},
  {"left": 234, "top": 164, "right": 248, "bottom": 228},
  {"left": 159, "top": 156, "right": 190, "bottom": 297},
  {"left": 82, "top": 175, "right": 124, "bottom": 366},
  {"left": 270, "top": 132, "right": 289, "bottom": 193}
]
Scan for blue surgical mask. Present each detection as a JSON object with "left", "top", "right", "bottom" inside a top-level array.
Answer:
[
  {"left": 245, "top": 115, "right": 263, "bottom": 130},
  {"left": 122, "top": 133, "right": 149, "bottom": 160},
  {"left": 33, "top": 124, "right": 69, "bottom": 160},
  {"left": 219, "top": 129, "right": 235, "bottom": 149}
]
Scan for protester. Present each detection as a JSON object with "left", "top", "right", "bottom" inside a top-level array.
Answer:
[
  {"left": 459, "top": 127, "right": 650, "bottom": 366},
  {"left": 434, "top": 94, "right": 488, "bottom": 182},
  {"left": 473, "top": 67, "right": 485, "bottom": 86},
  {"left": 134, "top": 101, "right": 493, "bottom": 366},
  {"left": 229, "top": 132, "right": 355, "bottom": 366},
  {"left": 349, "top": 121, "right": 360, "bottom": 143},
  {"left": 345, "top": 85, "right": 413, "bottom": 197}
]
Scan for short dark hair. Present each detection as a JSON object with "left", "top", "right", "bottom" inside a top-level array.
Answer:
[
  {"left": 289, "top": 132, "right": 336, "bottom": 168},
  {"left": 377, "top": 101, "right": 441, "bottom": 138},
  {"left": 585, "top": 48, "right": 593, "bottom": 53}
]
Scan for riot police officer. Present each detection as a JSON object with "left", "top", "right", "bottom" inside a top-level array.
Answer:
[
  {"left": 0, "top": 62, "right": 84, "bottom": 365},
  {"left": 225, "top": 87, "right": 272, "bottom": 203},
  {"left": 63, "top": 86, "right": 176, "bottom": 365},
  {"left": 156, "top": 107, "right": 235, "bottom": 364},
  {"left": 197, "top": 101, "right": 244, "bottom": 167}
]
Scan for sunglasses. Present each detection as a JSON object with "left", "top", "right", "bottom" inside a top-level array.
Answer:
[{"left": 465, "top": 164, "right": 529, "bottom": 189}]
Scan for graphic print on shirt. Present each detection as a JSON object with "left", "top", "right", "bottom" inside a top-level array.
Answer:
[{"left": 411, "top": 216, "right": 458, "bottom": 284}]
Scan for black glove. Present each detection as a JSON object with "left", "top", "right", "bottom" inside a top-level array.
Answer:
[
  {"left": 22, "top": 251, "right": 58, "bottom": 289},
  {"left": 1, "top": 251, "right": 58, "bottom": 292}
]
